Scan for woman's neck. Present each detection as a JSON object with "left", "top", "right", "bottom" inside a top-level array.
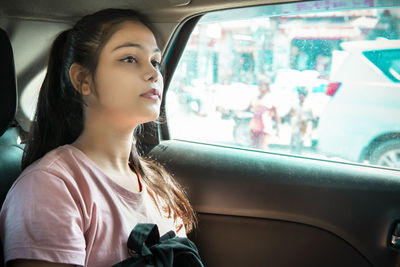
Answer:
[{"left": 71, "top": 118, "right": 137, "bottom": 174}]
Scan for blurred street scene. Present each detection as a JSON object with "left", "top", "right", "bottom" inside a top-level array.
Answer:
[{"left": 166, "top": 3, "right": 400, "bottom": 168}]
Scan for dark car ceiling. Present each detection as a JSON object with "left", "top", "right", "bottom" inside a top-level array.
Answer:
[{"left": 0, "top": 0, "right": 304, "bottom": 22}]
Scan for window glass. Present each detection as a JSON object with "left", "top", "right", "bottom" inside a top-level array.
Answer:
[
  {"left": 165, "top": 0, "right": 400, "bottom": 170},
  {"left": 363, "top": 49, "right": 400, "bottom": 82}
]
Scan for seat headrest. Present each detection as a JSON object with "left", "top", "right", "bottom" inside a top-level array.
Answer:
[{"left": 0, "top": 28, "right": 17, "bottom": 137}]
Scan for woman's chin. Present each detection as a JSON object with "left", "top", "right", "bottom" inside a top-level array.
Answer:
[{"left": 136, "top": 111, "right": 160, "bottom": 125}]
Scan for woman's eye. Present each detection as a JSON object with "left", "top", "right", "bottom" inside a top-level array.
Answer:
[
  {"left": 121, "top": 56, "right": 136, "bottom": 63},
  {"left": 152, "top": 60, "right": 161, "bottom": 70}
]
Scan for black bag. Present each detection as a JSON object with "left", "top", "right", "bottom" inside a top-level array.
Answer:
[{"left": 113, "top": 223, "right": 204, "bottom": 267}]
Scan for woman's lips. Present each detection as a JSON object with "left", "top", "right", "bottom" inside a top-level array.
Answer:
[{"left": 140, "top": 88, "right": 161, "bottom": 100}]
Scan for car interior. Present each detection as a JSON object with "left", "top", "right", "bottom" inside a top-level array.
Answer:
[{"left": 1, "top": 0, "right": 400, "bottom": 266}]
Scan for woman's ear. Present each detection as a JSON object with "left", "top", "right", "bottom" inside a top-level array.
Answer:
[{"left": 69, "top": 63, "right": 92, "bottom": 95}]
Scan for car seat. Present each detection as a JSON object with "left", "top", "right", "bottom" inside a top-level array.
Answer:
[{"left": 0, "top": 27, "right": 24, "bottom": 266}]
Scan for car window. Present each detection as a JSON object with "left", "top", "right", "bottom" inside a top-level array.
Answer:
[
  {"left": 363, "top": 49, "right": 400, "bottom": 82},
  {"left": 165, "top": 0, "right": 400, "bottom": 169}
]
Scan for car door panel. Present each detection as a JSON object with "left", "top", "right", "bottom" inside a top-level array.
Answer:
[
  {"left": 149, "top": 140, "right": 400, "bottom": 267},
  {"left": 194, "top": 214, "right": 370, "bottom": 267}
]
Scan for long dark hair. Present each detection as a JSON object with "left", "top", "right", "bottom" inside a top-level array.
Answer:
[{"left": 22, "top": 8, "right": 196, "bottom": 232}]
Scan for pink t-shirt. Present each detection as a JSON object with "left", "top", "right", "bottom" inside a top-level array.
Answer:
[{"left": 0, "top": 145, "right": 185, "bottom": 266}]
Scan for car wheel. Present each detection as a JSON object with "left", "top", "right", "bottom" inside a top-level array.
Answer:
[{"left": 370, "top": 139, "right": 400, "bottom": 168}]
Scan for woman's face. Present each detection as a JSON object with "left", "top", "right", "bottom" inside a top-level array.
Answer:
[
  {"left": 87, "top": 21, "right": 163, "bottom": 126},
  {"left": 258, "top": 82, "right": 270, "bottom": 94}
]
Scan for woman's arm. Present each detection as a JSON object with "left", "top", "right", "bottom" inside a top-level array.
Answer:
[
  {"left": 1, "top": 171, "right": 86, "bottom": 267},
  {"left": 8, "top": 260, "right": 75, "bottom": 267}
]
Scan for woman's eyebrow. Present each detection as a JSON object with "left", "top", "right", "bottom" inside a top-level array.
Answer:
[{"left": 112, "top": 42, "right": 161, "bottom": 53}]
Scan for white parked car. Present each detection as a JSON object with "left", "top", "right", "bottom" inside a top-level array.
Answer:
[{"left": 317, "top": 39, "right": 400, "bottom": 168}]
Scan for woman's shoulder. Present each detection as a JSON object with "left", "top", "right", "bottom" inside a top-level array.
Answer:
[
  {"left": 3, "top": 146, "right": 88, "bottom": 212},
  {"left": 19, "top": 144, "right": 86, "bottom": 182}
]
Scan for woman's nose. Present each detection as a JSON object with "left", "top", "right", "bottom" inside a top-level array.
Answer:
[{"left": 143, "top": 62, "right": 161, "bottom": 82}]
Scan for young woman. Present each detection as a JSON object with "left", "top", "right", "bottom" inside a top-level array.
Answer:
[{"left": 0, "top": 9, "right": 196, "bottom": 267}]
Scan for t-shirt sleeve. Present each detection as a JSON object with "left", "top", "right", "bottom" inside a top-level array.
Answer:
[{"left": 0, "top": 169, "right": 86, "bottom": 266}]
